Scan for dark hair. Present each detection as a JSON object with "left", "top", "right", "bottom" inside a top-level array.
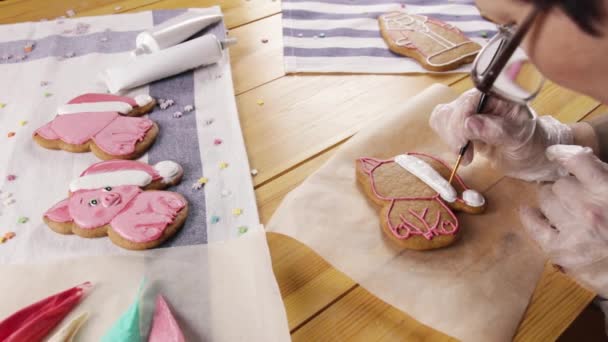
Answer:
[{"left": 531, "top": 0, "right": 606, "bottom": 36}]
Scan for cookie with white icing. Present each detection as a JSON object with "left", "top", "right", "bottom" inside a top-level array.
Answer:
[
  {"left": 33, "top": 93, "right": 158, "bottom": 160},
  {"left": 356, "top": 152, "right": 486, "bottom": 251},
  {"left": 44, "top": 160, "right": 188, "bottom": 250},
  {"left": 378, "top": 12, "right": 481, "bottom": 71}
]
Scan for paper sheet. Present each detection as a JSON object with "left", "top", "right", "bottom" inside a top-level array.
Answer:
[{"left": 267, "top": 84, "right": 547, "bottom": 341}]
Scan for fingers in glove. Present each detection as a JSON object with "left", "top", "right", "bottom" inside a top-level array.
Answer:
[
  {"left": 520, "top": 205, "right": 559, "bottom": 249},
  {"left": 563, "top": 150, "right": 608, "bottom": 193},
  {"left": 551, "top": 176, "right": 589, "bottom": 217},
  {"left": 538, "top": 184, "right": 572, "bottom": 231},
  {"left": 464, "top": 114, "right": 512, "bottom": 146}
]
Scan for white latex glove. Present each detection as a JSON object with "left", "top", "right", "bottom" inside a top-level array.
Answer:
[
  {"left": 521, "top": 145, "right": 608, "bottom": 298},
  {"left": 429, "top": 89, "right": 574, "bottom": 182}
]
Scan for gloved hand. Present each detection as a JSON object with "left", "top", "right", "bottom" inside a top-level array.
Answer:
[
  {"left": 521, "top": 144, "right": 608, "bottom": 298},
  {"left": 429, "top": 89, "right": 574, "bottom": 182}
]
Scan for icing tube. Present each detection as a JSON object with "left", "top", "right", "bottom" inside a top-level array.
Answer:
[
  {"left": 101, "top": 34, "right": 227, "bottom": 94},
  {"left": 148, "top": 295, "right": 186, "bottom": 342},
  {"left": 48, "top": 311, "right": 89, "bottom": 342},
  {"left": 0, "top": 282, "right": 92, "bottom": 342},
  {"left": 133, "top": 12, "right": 223, "bottom": 56}
]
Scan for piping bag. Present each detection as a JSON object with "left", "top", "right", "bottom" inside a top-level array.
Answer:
[
  {"left": 133, "top": 12, "right": 223, "bottom": 56},
  {"left": 101, "top": 34, "right": 236, "bottom": 94}
]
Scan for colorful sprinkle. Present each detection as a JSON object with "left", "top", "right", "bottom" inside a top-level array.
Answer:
[
  {"left": 0, "top": 237, "right": 5, "bottom": 244},
  {"left": 261, "top": 38, "right": 269, "bottom": 44},
  {"left": 213, "top": 138, "right": 222, "bottom": 145},
  {"left": 221, "top": 189, "right": 231, "bottom": 197},
  {"left": 3, "top": 198, "right": 15, "bottom": 206},
  {"left": 18, "top": 120, "right": 27, "bottom": 126},
  {"left": 40, "top": 81, "right": 49, "bottom": 87},
  {"left": 191, "top": 182, "right": 203, "bottom": 190},
  {"left": 210, "top": 215, "right": 220, "bottom": 224},
  {"left": 172, "top": 111, "right": 183, "bottom": 118},
  {"left": 24, "top": 43, "right": 34, "bottom": 53},
  {"left": 256, "top": 99, "right": 264, "bottom": 106},
  {"left": 0, "top": 103, "right": 5, "bottom": 108},
  {"left": 198, "top": 177, "right": 208, "bottom": 184},
  {"left": 7, "top": 132, "right": 15, "bottom": 138},
  {"left": 184, "top": 105, "right": 195, "bottom": 112},
  {"left": 6, "top": 175, "right": 16, "bottom": 181},
  {"left": 238, "top": 226, "right": 249, "bottom": 235},
  {"left": 481, "top": 31, "right": 488, "bottom": 38},
  {"left": 1, "top": 192, "right": 12, "bottom": 200},
  {"left": 17, "top": 217, "right": 28, "bottom": 224},
  {"left": 5, "top": 232, "right": 15, "bottom": 239},
  {"left": 232, "top": 208, "right": 243, "bottom": 216},
  {"left": 44, "top": 92, "right": 53, "bottom": 97},
  {"left": 319, "top": 33, "right": 326, "bottom": 38},
  {"left": 219, "top": 162, "right": 229, "bottom": 169},
  {"left": 250, "top": 169, "right": 258, "bottom": 176}
]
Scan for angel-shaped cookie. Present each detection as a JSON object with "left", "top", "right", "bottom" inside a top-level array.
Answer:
[
  {"left": 356, "top": 152, "right": 486, "bottom": 250},
  {"left": 379, "top": 11, "right": 481, "bottom": 71},
  {"left": 34, "top": 93, "right": 158, "bottom": 160},
  {"left": 44, "top": 160, "right": 188, "bottom": 250}
]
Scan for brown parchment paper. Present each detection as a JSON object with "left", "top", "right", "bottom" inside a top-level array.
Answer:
[{"left": 267, "top": 84, "right": 547, "bottom": 341}]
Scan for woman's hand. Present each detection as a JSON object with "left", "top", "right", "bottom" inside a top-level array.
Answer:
[
  {"left": 429, "top": 89, "right": 573, "bottom": 181},
  {"left": 521, "top": 145, "right": 608, "bottom": 297}
]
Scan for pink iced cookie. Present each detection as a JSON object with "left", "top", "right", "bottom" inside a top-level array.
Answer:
[
  {"left": 43, "top": 160, "right": 187, "bottom": 250},
  {"left": 33, "top": 93, "right": 158, "bottom": 160}
]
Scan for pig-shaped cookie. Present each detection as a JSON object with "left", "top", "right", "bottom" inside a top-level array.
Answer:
[
  {"left": 34, "top": 93, "right": 158, "bottom": 160},
  {"left": 44, "top": 160, "right": 188, "bottom": 250},
  {"left": 356, "top": 152, "right": 486, "bottom": 251}
]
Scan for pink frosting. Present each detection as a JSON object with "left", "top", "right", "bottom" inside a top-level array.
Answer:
[
  {"left": 92, "top": 117, "right": 153, "bottom": 155},
  {"left": 68, "top": 93, "right": 138, "bottom": 107},
  {"left": 34, "top": 94, "right": 155, "bottom": 156},
  {"left": 358, "top": 152, "right": 472, "bottom": 240},
  {"left": 81, "top": 160, "right": 161, "bottom": 181},
  {"left": 111, "top": 191, "right": 185, "bottom": 243},
  {"left": 45, "top": 198, "right": 73, "bottom": 223},
  {"left": 149, "top": 295, "right": 185, "bottom": 342},
  {"left": 68, "top": 185, "right": 142, "bottom": 229}
]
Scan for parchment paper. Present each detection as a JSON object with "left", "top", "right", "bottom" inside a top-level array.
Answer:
[{"left": 267, "top": 84, "right": 547, "bottom": 341}]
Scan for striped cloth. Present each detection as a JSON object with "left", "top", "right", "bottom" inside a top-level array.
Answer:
[{"left": 283, "top": 0, "right": 497, "bottom": 73}]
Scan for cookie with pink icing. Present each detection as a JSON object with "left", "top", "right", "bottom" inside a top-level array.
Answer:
[
  {"left": 33, "top": 93, "right": 158, "bottom": 160},
  {"left": 43, "top": 160, "right": 187, "bottom": 250},
  {"left": 356, "top": 152, "right": 486, "bottom": 251}
]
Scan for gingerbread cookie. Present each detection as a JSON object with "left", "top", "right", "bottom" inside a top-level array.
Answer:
[
  {"left": 379, "top": 12, "right": 481, "bottom": 71},
  {"left": 34, "top": 93, "right": 158, "bottom": 160},
  {"left": 356, "top": 153, "right": 486, "bottom": 251},
  {"left": 44, "top": 160, "right": 188, "bottom": 250}
]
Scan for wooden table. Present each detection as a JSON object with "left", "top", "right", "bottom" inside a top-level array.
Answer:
[{"left": 1, "top": 1, "right": 600, "bottom": 340}]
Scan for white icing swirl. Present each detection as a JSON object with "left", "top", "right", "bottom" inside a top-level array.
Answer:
[
  {"left": 134, "top": 94, "right": 154, "bottom": 107},
  {"left": 394, "top": 154, "right": 457, "bottom": 203},
  {"left": 154, "top": 161, "right": 182, "bottom": 183},
  {"left": 462, "top": 189, "right": 485, "bottom": 207}
]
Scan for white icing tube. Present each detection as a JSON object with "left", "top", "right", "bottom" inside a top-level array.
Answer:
[
  {"left": 394, "top": 154, "right": 457, "bottom": 203},
  {"left": 101, "top": 34, "right": 225, "bottom": 94},
  {"left": 133, "top": 12, "right": 223, "bottom": 56}
]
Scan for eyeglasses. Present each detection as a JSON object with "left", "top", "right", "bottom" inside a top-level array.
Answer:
[{"left": 471, "top": 7, "right": 544, "bottom": 105}]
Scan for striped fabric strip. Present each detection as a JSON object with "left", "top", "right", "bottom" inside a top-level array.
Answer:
[{"left": 282, "top": 0, "right": 495, "bottom": 74}]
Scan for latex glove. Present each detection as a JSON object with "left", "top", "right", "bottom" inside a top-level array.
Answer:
[
  {"left": 429, "top": 89, "right": 573, "bottom": 182},
  {"left": 520, "top": 145, "right": 608, "bottom": 298}
]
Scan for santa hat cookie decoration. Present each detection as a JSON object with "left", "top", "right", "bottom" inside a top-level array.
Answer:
[
  {"left": 70, "top": 160, "right": 183, "bottom": 192},
  {"left": 33, "top": 93, "right": 159, "bottom": 160},
  {"left": 44, "top": 160, "right": 188, "bottom": 250}
]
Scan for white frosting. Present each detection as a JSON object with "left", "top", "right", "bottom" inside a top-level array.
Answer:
[
  {"left": 154, "top": 160, "right": 182, "bottom": 183},
  {"left": 70, "top": 170, "right": 152, "bottom": 192},
  {"left": 57, "top": 102, "right": 133, "bottom": 115},
  {"left": 394, "top": 154, "right": 457, "bottom": 203},
  {"left": 462, "top": 189, "right": 485, "bottom": 207},
  {"left": 134, "top": 94, "right": 154, "bottom": 107},
  {"left": 48, "top": 312, "right": 89, "bottom": 342}
]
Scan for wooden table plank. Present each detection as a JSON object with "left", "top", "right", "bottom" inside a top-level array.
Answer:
[
  {"left": 229, "top": 14, "right": 284, "bottom": 95},
  {"left": 0, "top": 0, "right": 280, "bottom": 29},
  {"left": 240, "top": 73, "right": 465, "bottom": 188}
]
